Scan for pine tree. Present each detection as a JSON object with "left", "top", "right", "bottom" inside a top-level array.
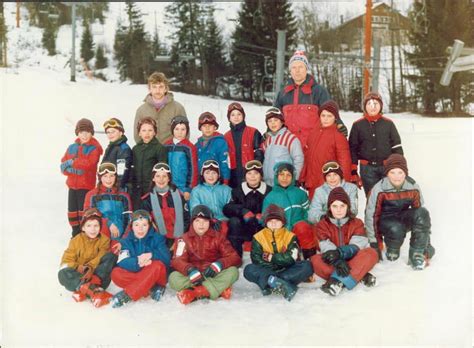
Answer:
[
  {"left": 42, "top": 20, "right": 57, "bottom": 55},
  {"left": 95, "top": 45, "right": 107, "bottom": 69},
  {"left": 81, "top": 19, "right": 95, "bottom": 62},
  {"left": 0, "top": 2, "right": 7, "bottom": 66}
]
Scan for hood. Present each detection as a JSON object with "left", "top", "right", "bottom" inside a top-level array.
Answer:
[{"left": 272, "top": 161, "right": 296, "bottom": 188}]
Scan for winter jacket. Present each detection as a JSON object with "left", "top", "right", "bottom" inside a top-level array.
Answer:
[
  {"left": 300, "top": 123, "right": 352, "bottom": 190},
  {"left": 261, "top": 127, "right": 304, "bottom": 187},
  {"left": 262, "top": 168, "right": 310, "bottom": 230},
  {"left": 224, "top": 122, "right": 264, "bottom": 187},
  {"left": 349, "top": 114, "right": 403, "bottom": 166},
  {"left": 60, "top": 232, "right": 110, "bottom": 272},
  {"left": 365, "top": 176, "right": 424, "bottom": 244},
  {"left": 195, "top": 132, "right": 231, "bottom": 183},
  {"left": 308, "top": 181, "right": 358, "bottom": 224},
  {"left": 131, "top": 137, "right": 167, "bottom": 195},
  {"left": 189, "top": 183, "right": 232, "bottom": 221},
  {"left": 61, "top": 137, "right": 103, "bottom": 190},
  {"left": 164, "top": 138, "right": 198, "bottom": 194},
  {"left": 101, "top": 135, "right": 133, "bottom": 190},
  {"left": 223, "top": 182, "right": 271, "bottom": 219},
  {"left": 117, "top": 227, "right": 171, "bottom": 272},
  {"left": 134, "top": 93, "right": 187, "bottom": 144},
  {"left": 84, "top": 186, "right": 132, "bottom": 239},
  {"left": 171, "top": 227, "right": 242, "bottom": 274},
  {"left": 250, "top": 226, "right": 299, "bottom": 272},
  {"left": 140, "top": 188, "right": 190, "bottom": 239},
  {"left": 316, "top": 216, "right": 369, "bottom": 253}
]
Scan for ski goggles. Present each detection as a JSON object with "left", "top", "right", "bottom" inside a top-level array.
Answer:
[
  {"left": 322, "top": 161, "right": 340, "bottom": 174},
  {"left": 103, "top": 118, "right": 123, "bottom": 130},
  {"left": 265, "top": 107, "right": 283, "bottom": 118},
  {"left": 83, "top": 208, "right": 102, "bottom": 219},
  {"left": 132, "top": 210, "right": 151, "bottom": 222},
  {"left": 152, "top": 162, "right": 171, "bottom": 174},
  {"left": 98, "top": 162, "right": 117, "bottom": 175},
  {"left": 244, "top": 160, "right": 263, "bottom": 172},
  {"left": 202, "top": 160, "right": 219, "bottom": 171}
]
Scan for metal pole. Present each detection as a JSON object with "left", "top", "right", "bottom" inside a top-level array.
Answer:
[
  {"left": 70, "top": 2, "right": 76, "bottom": 82},
  {"left": 275, "top": 30, "right": 286, "bottom": 95},
  {"left": 390, "top": 0, "right": 396, "bottom": 111},
  {"left": 16, "top": 1, "right": 20, "bottom": 28},
  {"left": 363, "top": 0, "right": 372, "bottom": 95},
  {"left": 372, "top": 37, "right": 381, "bottom": 93}
]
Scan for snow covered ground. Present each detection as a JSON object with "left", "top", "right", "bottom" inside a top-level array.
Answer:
[{"left": 0, "top": 66, "right": 472, "bottom": 347}]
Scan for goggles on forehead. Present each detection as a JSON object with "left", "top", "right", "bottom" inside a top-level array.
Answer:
[
  {"left": 152, "top": 163, "right": 171, "bottom": 174},
  {"left": 202, "top": 160, "right": 219, "bottom": 171},
  {"left": 322, "top": 161, "right": 340, "bottom": 174},
  {"left": 98, "top": 162, "right": 117, "bottom": 175},
  {"left": 132, "top": 210, "right": 151, "bottom": 222},
  {"left": 265, "top": 107, "right": 283, "bottom": 117},
  {"left": 83, "top": 208, "right": 102, "bottom": 219},
  {"left": 245, "top": 160, "right": 263, "bottom": 171},
  {"left": 103, "top": 118, "right": 122, "bottom": 129}
]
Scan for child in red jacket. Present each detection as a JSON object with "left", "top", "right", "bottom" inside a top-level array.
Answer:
[
  {"left": 169, "top": 205, "right": 242, "bottom": 304},
  {"left": 60, "top": 118, "right": 103, "bottom": 237}
]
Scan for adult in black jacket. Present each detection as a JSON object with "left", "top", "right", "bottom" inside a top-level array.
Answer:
[{"left": 223, "top": 160, "right": 271, "bottom": 257}]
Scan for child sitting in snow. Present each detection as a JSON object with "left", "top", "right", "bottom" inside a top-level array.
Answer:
[
  {"left": 244, "top": 204, "right": 313, "bottom": 301},
  {"left": 101, "top": 117, "right": 133, "bottom": 192},
  {"left": 60, "top": 118, "right": 103, "bottom": 237},
  {"left": 311, "top": 187, "right": 378, "bottom": 297},
  {"left": 169, "top": 205, "right": 241, "bottom": 305},
  {"left": 163, "top": 116, "right": 198, "bottom": 201},
  {"left": 58, "top": 208, "right": 116, "bottom": 308},
  {"left": 223, "top": 102, "right": 264, "bottom": 188},
  {"left": 110, "top": 210, "right": 171, "bottom": 308}
]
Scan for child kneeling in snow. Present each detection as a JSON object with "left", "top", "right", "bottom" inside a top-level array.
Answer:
[
  {"left": 243, "top": 204, "right": 313, "bottom": 301},
  {"left": 58, "top": 208, "right": 116, "bottom": 307},
  {"left": 169, "top": 205, "right": 241, "bottom": 305},
  {"left": 110, "top": 210, "right": 171, "bottom": 308},
  {"left": 311, "top": 187, "right": 378, "bottom": 296}
]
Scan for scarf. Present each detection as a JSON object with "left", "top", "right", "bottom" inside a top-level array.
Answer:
[
  {"left": 150, "top": 186, "right": 184, "bottom": 238},
  {"left": 151, "top": 95, "right": 168, "bottom": 111}
]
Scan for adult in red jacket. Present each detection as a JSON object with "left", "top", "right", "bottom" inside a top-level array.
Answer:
[
  {"left": 273, "top": 51, "right": 347, "bottom": 149},
  {"left": 169, "top": 205, "right": 242, "bottom": 304},
  {"left": 311, "top": 187, "right": 378, "bottom": 296},
  {"left": 301, "top": 101, "right": 351, "bottom": 199}
]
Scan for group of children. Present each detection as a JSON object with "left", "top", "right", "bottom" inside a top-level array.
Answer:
[{"left": 58, "top": 70, "right": 436, "bottom": 307}]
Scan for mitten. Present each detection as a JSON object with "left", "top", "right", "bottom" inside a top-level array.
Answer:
[
  {"left": 350, "top": 164, "right": 362, "bottom": 189},
  {"left": 203, "top": 261, "right": 223, "bottom": 278},
  {"left": 242, "top": 210, "right": 255, "bottom": 223},
  {"left": 188, "top": 267, "right": 203, "bottom": 285},
  {"left": 60, "top": 159, "right": 73, "bottom": 173},
  {"left": 336, "top": 119, "right": 348, "bottom": 137},
  {"left": 333, "top": 259, "right": 351, "bottom": 277},
  {"left": 322, "top": 249, "right": 340, "bottom": 265},
  {"left": 337, "top": 244, "right": 359, "bottom": 260},
  {"left": 370, "top": 242, "right": 383, "bottom": 261}
]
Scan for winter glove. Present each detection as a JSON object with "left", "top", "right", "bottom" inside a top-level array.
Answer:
[
  {"left": 203, "top": 261, "right": 223, "bottom": 278},
  {"left": 336, "top": 119, "right": 348, "bottom": 137},
  {"left": 242, "top": 210, "right": 255, "bottom": 223},
  {"left": 350, "top": 164, "right": 362, "bottom": 189},
  {"left": 333, "top": 259, "right": 351, "bottom": 277},
  {"left": 370, "top": 242, "right": 383, "bottom": 261},
  {"left": 187, "top": 268, "right": 203, "bottom": 285},
  {"left": 262, "top": 252, "right": 273, "bottom": 262},
  {"left": 60, "top": 159, "right": 73, "bottom": 173},
  {"left": 337, "top": 244, "right": 359, "bottom": 260},
  {"left": 322, "top": 249, "right": 341, "bottom": 265}
]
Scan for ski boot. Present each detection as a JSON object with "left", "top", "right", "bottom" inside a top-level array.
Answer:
[
  {"left": 177, "top": 285, "right": 210, "bottom": 305},
  {"left": 267, "top": 275, "right": 297, "bottom": 302},
  {"left": 320, "top": 277, "right": 344, "bottom": 297},
  {"left": 111, "top": 290, "right": 132, "bottom": 308},
  {"left": 385, "top": 247, "right": 400, "bottom": 261},
  {"left": 150, "top": 285, "right": 166, "bottom": 302},
  {"left": 424, "top": 244, "right": 436, "bottom": 264},
  {"left": 78, "top": 282, "right": 113, "bottom": 308},
  {"left": 409, "top": 249, "right": 427, "bottom": 270},
  {"left": 261, "top": 287, "right": 273, "bottom": 296},
  {"left": 361, "top": 272, "right": 377, "bottom": 287}
]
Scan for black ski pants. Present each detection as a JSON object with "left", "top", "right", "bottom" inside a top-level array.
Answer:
[{"left": 244, "top": 261, "right": 313, "bottom": 291}]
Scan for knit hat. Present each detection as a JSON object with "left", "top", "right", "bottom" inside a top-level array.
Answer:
[
  {"left": 288, "top": 50, "right": 310, "bottom": 71},
  {"left": 319, "top": 100, "right": 340, "bottom": 120},
  {"left": 103, "top": 117, "right": 124, "bottom": 133},
  {"left": 265, "top": 107, "right": 285, "bottom": 124},
  {"left": 384, "top": 154, "right": 408, "bottom": 176},
  {"left": 275, "top": 162, "right": 294, "bottom": 176},
  {"left": 198, "top": 112, "right": 219, "bottom": 130},
  {"left": 201, "top": 159, "right": 220, "bottom": 177},
  {"left": 322, "top": 160, "right": 343, "bottom": 180},
  {"left": 191, "top": 205, "right": 213, "bottom": 221},
  {"left": 80, "top": 208, "right": 102, "bottom": 230},
  {"left": 131, "top": 209, "right": 152, "bottom": 223},
  {"left": 170, "top": 115, "right": 190, "bottom": 137},
  {"left": 137, "top": 117, "right": 157, "bottom": 134},
  {"left": 363, "top": 92, "right": 383, "bottom": 113},
  {"left": 227, "top": 102, "right": 246, "bottom": 120},
  {"left": 75, "top": 118, "right": 94, "bottom": 136},
  {"left": 327, "top": 187, "right": 350, "bottom": 210},
  {"left": 263, "top": 204, "right": 286, "bottom": 225},
  {"left": 244, "top": 159, "right": 263, "bottom": 176}
]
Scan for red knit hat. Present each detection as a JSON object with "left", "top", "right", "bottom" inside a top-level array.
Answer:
[
  {"left": 227, "top": 102, "right": 246, "bottom": 120},
  {"left": 75, "top": 118, "right": 94, "bottom": 135},
  {"left": 263, "top": 204, "right": 286, "bottom": 225},
  {"left": 327, "top": 187, "right": 350, "bottom": 210},
  {"left": 363, "top": 92, "right": 383, "bottom": 113},
  {"left": 384, "top": 154, "right": 408, "bottom": 176},
  {"left": 319, "top": 100, "right": 340, "bottom": 120},
  {"left": 198, "top": 112, "right": 219, "bottom": 130}
]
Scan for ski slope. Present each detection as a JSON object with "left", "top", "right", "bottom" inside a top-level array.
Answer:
[{"left": 0, "top": 66, "right": 472, "bottom": 347}]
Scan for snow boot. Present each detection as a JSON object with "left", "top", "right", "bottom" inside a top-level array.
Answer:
[
  {"left": 321, "top": 277, "right": 344, "bottom": 297},
  {"left": 385, "top": 247, "right": 400, "bottom": 261},
  {"left": 424, "top": 244, "right": 435, "bottom": 260},
  {"left": 78, "top": 282, "right": 112, "bottom": 308},
  {"left": 177, "top": 285, "right": 210, "bottom": 305},
  {"left": 261, "top": 287, "right": 273, "bottom": 296},
  {"left": 409, "top": 249, "right": 427, "bottom": 270},
  {"left": 302, "top": 248, "right": 316, "bottom": 260},
  {"left": 220, "top": 287, "right": 232, "bottom": 300},
  {"left": 111, "top": 290, "right": 132, "bottom": 308},
  {"left": 150, "top": 285, "right": 166, "bottom": 302},
  {"left": 72, "top": 291, "right": 87, "bottom": 302},
  {"left": 267, "top": 275, "right": 297, "bottom": 302},
  {"left": 361, "top": 272, "right": 377, "bottom": 287}
]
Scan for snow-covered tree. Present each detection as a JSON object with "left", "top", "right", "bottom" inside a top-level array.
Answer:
[
  {"left": 95, "top": 45, "right": 107, "bottom": 69},
  {"left": 80, "top": 19, "right": 95, "bottom": 63}
]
